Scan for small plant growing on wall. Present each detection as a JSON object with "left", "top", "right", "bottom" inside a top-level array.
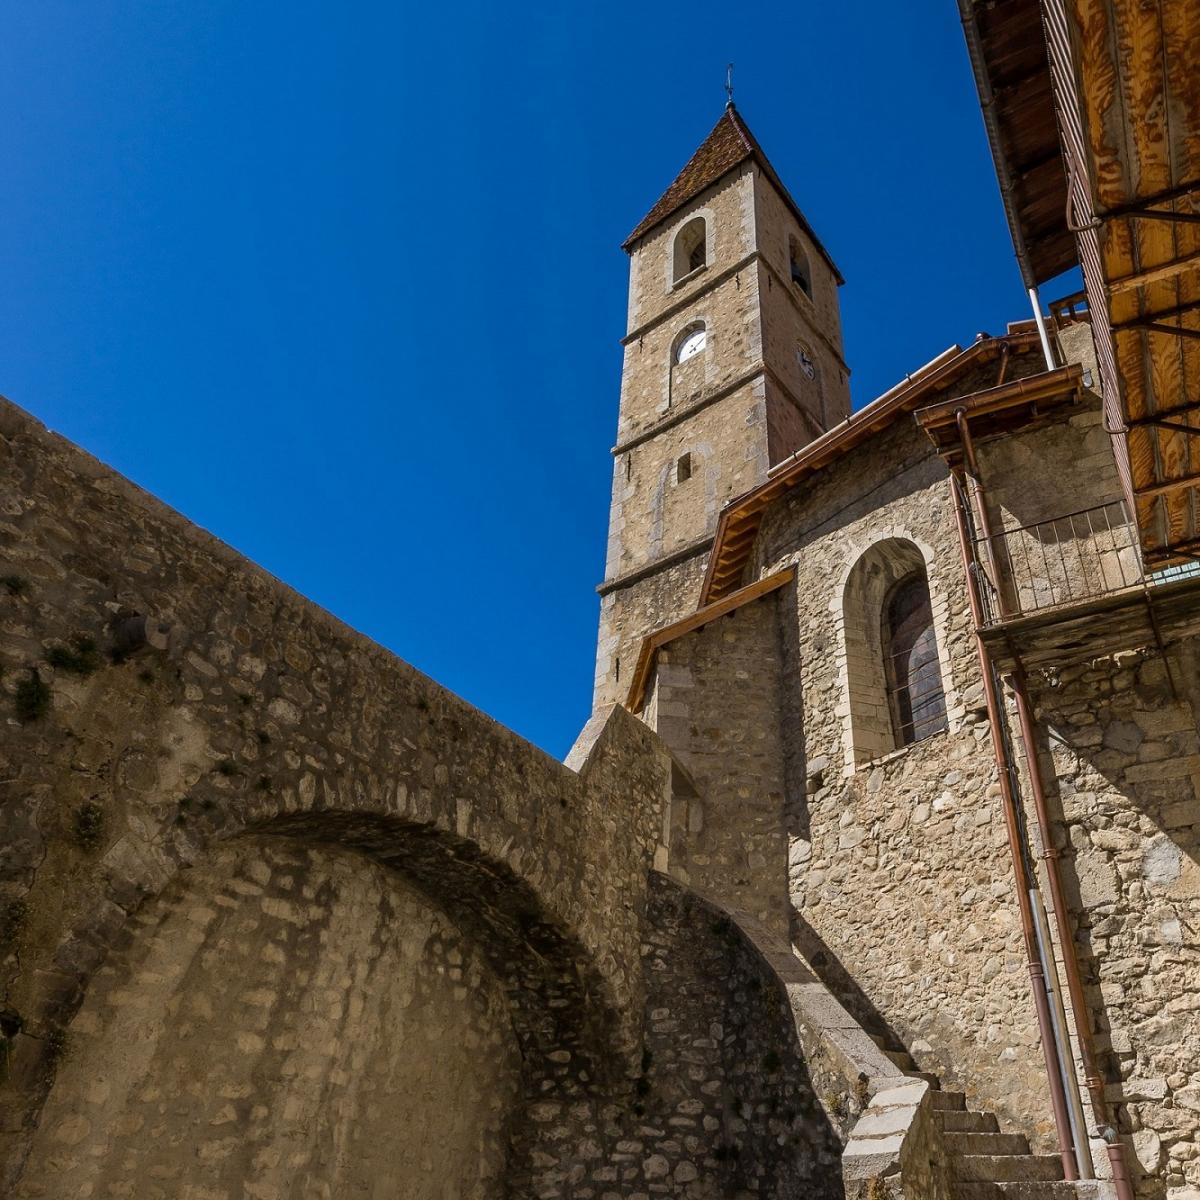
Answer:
[
  {"left": 72, "top": 802, "right": 105, "bottom": 851},
  {"left": 44, "top": 633, "right": 102, "bottom": 676},
  {"left": 15, "top": 670, "right": 50, "bottom": 722}
]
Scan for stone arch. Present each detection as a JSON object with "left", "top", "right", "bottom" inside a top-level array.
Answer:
[
  {"left": 3, "top": 723, "right": 657, "bottom": 1192},
  {"left": 14, "top": 834, "right": 523, "bottom": 1200},
  {"left": 832, "top": 534, "right": 959, "bottom": 772}
]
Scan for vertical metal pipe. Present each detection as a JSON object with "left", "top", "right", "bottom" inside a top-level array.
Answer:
[
  {"left": 1031, "top": 888, "right": 1095, "bottom": 1177},
  {"left": 949, "top": 471, "right": 1080, "bottom": 1181},
  {"left": 1010, "top": 664, "right": 1136, "bottom": 1200},
  {"left": 1029, "top": 286, "right": 1058, "bottom": 370},
  {"left": 953, "top": 406, "right": 1135, "bottom": 1200},
  {"left": 956, "top": 409, "right": 1008, "bottom": 615}
]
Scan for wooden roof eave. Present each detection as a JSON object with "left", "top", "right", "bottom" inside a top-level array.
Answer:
[
  {"left": 915, "top": 363, "right": 1086, "bottom": 458},
  {"left": 699, "top": 332, "right": 1045, "bottom": 605}
]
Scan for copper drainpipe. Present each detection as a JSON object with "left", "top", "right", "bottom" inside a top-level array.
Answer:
[
  {"left": 1011, "top": 662, "right": 1134, "bottom": 1200},
  {"left": 948, "top": 466, "right": 1080, "bottom": 1182},
  {"left": 953, "top": 410, "right": 1136, "bottom": 1200}
]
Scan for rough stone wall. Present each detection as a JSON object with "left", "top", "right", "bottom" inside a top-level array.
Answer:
[
  {"left": 610, "top": 381, "right": 769, "bottom": 581},
  {"left": 624, "top": 166, "right": 757, "bottom": 340},
  {"left": 1025, "top": 642, "right": 1200, "bottom": 1198},
  {"left": 646, "top": 592, "right": 792, "bottom": 934},
  {"left": 593, "top": 554, "right": 708, "bottom": 711},
  {"left": 0, "top": 396, "right": 672, "bottom": 1192},
  {"left": 14, "top": 837, "right": 520, "bottom": 1200},
  {"left": 750, "top": 415, "right": 1059, "bottom": 1145},
  {"left": 752, "top": 179, "right": 850, "bottom": 431},
  {"left": 596, "top": 157, "right": 848, "bottom": 713},
  {"left": 630, "top": 874, "right": 843, "bottom": 1200}
]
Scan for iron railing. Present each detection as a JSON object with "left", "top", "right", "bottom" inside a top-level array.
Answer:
[
  {"left": 972, "top": 500, "right": 1143, "bottom": 625},
  {"left": 972, "top": 499, "right": 1200, "bottom": 625}
]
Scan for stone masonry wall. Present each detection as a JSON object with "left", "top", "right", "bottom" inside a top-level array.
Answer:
[
  {"left": 1026, "top": 642, "right": 1200, "bottom": 1199},
  {"left": 646, "top": 591, "right": 792, "bottom": 935},
  {"left": 751, "top": 408, "right": 1061, "bottom": 1147},
  {"left": 14, "top": 837, "right": 521, "bottom": 1200},
  {"left": 594, "top": 553, "right": 708, "bottom": 710},
  {"left": 0, "top": 396, "right": 673, "bottom": 1193}
]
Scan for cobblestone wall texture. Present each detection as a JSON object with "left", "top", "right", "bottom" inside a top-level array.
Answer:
[
  {"left": 14, "top": 837, "right": 521, "bottom": 1200},
  {"left": 0, "top": 397, "right": 672, "bottom": 1193},
  {"left": 647, "top": 593, "right": 791, "bottom": 934},
  {"left": 726, "top": 412, "right": 1056, "bottom": 1147},
  {"left": 1027, "top": 644, "right": 1200, "bottom": 1197}
]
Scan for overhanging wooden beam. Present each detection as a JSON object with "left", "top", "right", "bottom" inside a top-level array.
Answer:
[{"left": 1134, "top": 469, "right": 1200, "bottom": 500}]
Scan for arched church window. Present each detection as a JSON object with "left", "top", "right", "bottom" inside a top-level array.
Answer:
[
  {"left": 882, "top": 573, "right": 948, "bottom": 747},
  {"left": 841, "top": 539, "right": 950, "bottom": 766},
  {"left": 675, "top": 323, "right": 706, "bottom": 364},
  {"left": 789, "top": 236, "right": 811, "bottom": 298},
  {"left": 673, "top": 217, "right": 707, "bottom": 281}
]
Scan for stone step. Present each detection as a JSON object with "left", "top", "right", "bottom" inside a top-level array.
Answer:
[
  {"left": 906, "top": 1069, "right": 941, "bottom": 1087},
  {"left": 954, "top": 1155, "right": 1064, "bottom": 1184},
  {"left": 928, "top": 1090, "right": 968, "bottom": 1111},
  {"left": 934, "top": 1110, "right": 1001, "bottom": 1133},
  {"left": 952, "top": 1183, "right": 1114, "bottom": 1200},
  {"left": 944, "top": 1132, "right": 1032, "bottom": 1156}
]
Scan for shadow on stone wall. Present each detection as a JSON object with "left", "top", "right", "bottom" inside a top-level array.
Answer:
[{"left": 1027, "top": 641, "right": 1200, "bottom": 1199}]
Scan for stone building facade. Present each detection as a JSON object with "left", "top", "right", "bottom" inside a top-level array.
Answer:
[{"left": 1, "top": 99, "right": 1198, "bottom": 1200}]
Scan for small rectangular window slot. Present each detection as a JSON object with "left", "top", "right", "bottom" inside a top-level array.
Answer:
[{"left": 675, "top": 453, "right": 692, "bottom": 483}]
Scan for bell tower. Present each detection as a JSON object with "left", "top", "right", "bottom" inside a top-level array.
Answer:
[{"left": 593, "top": 104, "right": 850, "bottom": 709}]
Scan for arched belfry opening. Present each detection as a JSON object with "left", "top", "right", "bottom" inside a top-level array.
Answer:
[
  {"left": 789, "top": 235, "right": 811, "bottom": 297},
  {"left": 673, "top": 216, "right": 707, "bottom": 281}
]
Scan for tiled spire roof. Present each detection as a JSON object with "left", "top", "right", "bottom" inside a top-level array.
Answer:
[{"left": 622, "top": 104, "right": 842, "bottom": 283}]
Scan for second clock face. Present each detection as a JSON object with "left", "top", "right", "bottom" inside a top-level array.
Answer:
[
  {"left": 797, "top": 345, "right": 816, "bottom": 380},
  {"left": 678, "top": 328, "right": 707, "bottom": 363}
]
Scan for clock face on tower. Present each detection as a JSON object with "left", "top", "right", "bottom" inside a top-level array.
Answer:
[
  {"left": 797, "top": 344, "right": 817, "bottom": 381},
  {"left": 677, "top": 327, "right": 707, "bottom": 363}
]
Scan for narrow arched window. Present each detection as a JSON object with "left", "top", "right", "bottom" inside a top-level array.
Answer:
[
  {"left": 842, "top": 540, "right": 951, "bottom": 767},
  {"left": 789, "top": 236, "right": 811, "bottom": 298},
  {"left": 883, "top": 573, "right": 948, "bottom": 747},
  {"left": 674, "top": 217, "right": 707, "bottom": 281}
]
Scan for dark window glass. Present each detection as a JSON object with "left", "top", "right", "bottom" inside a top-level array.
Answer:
[
  {"left": 883, "top": 574, "right": 947, "bottom": 747},
  {"left": 688, "top": 239, "right": 706, "bottom": 272}
]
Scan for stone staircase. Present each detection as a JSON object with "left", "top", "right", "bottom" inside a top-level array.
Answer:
[{"left": 870, "top": 1036, "right": 1099, "bottom": 1200}]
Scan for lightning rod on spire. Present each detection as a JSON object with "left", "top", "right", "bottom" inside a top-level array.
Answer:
[{"left": 725, "top": 63, "right": 734, "bottom": 107}]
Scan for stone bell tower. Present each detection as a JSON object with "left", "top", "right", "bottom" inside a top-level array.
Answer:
[{"left": 593, "top": 104, "right": 850, "bottom": 709}]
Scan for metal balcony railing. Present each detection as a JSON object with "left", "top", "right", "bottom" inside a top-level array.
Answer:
[{"left": 970, "top": 499, "right": 1200, "bottom": 626}]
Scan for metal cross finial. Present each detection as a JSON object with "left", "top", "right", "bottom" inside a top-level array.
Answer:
[{"left": 725, "top": 63, "right": 734, "bottom": 107}]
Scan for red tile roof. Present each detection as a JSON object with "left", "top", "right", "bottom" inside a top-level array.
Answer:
[{"left": 622, "top": 105, "right": 843, "bottom": 283}]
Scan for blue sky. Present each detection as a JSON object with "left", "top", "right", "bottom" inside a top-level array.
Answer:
[{"left": 0, "top": 2, "right": 1078, "bottom": 756}]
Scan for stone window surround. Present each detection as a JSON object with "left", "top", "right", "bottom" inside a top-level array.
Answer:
[
  {"left": 667, "top": 208, "right": 715, "bottom": 292},
  {"left": 664, "top": 314, "right": 715, "bottom": 413},
  {"left": 825, "top": 529, "right": 963, "bottom": 776}
]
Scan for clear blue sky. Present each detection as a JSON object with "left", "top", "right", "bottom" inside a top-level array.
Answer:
[{"left": 0, "top": 2, "right": 1078, "bottom": 757}]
